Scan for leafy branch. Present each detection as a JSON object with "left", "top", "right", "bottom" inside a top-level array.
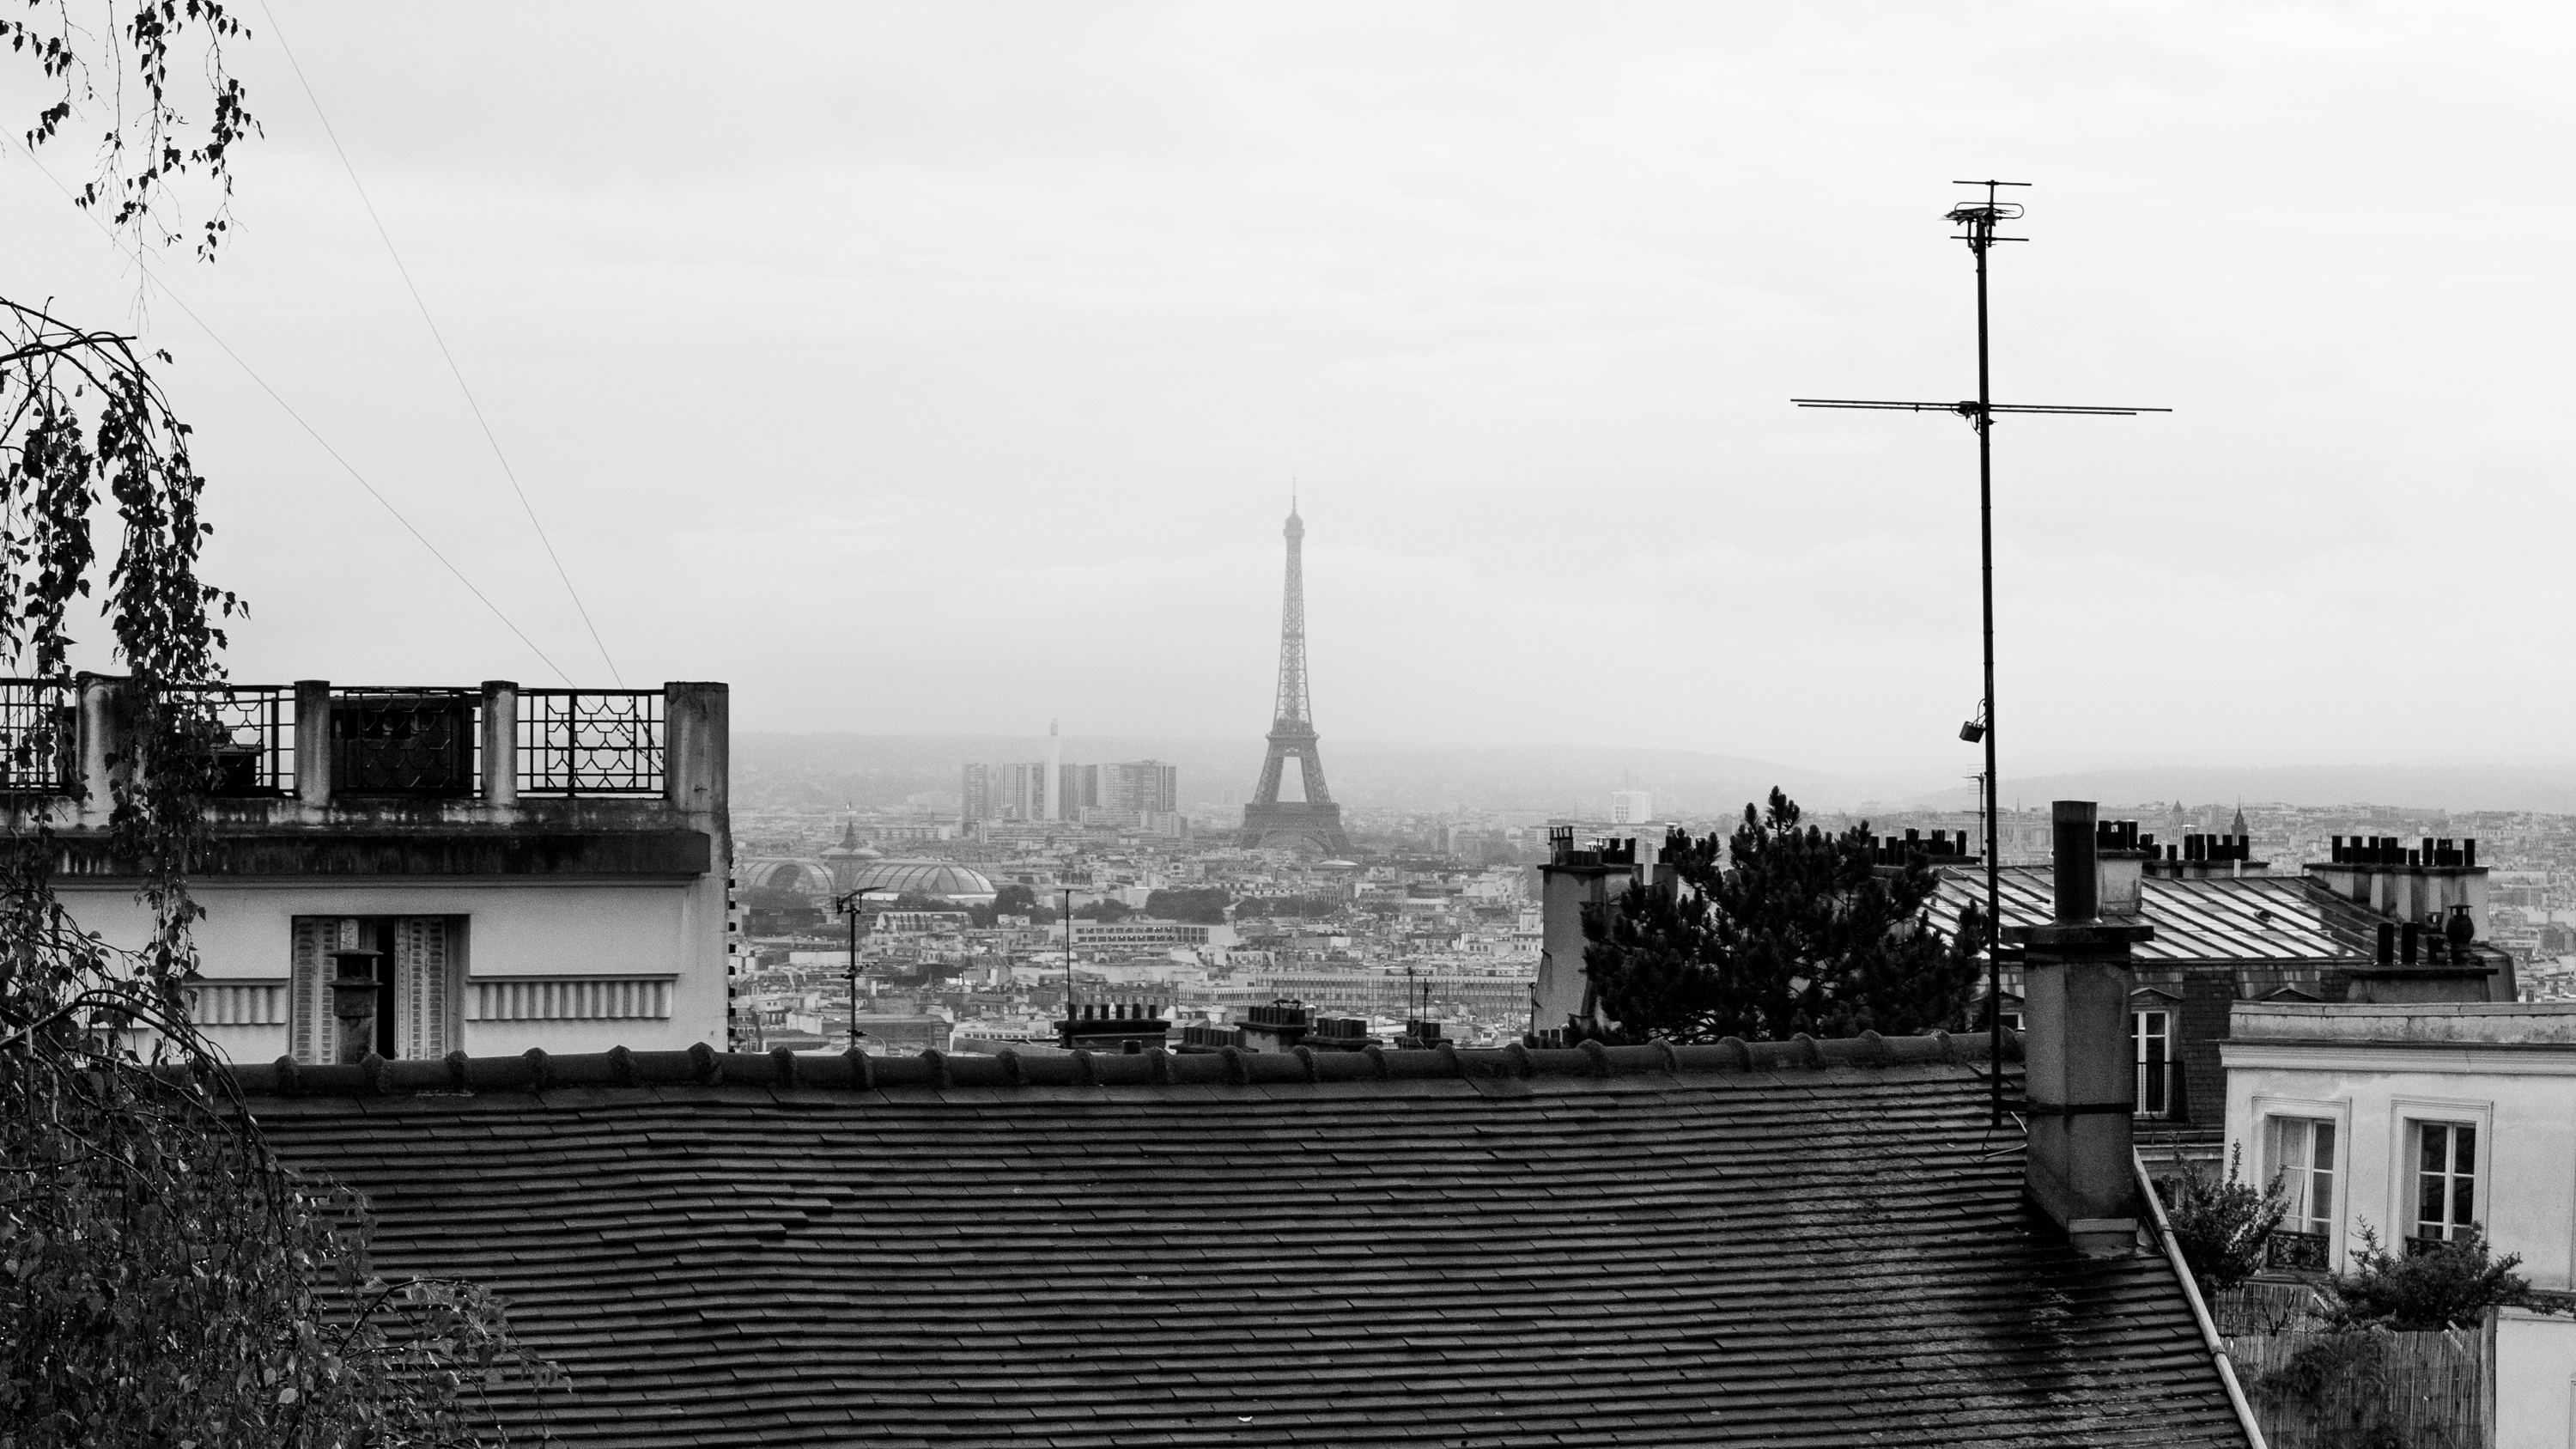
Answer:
[{"left": 2, "top": 9, "right": 563, "bottom": 1444}]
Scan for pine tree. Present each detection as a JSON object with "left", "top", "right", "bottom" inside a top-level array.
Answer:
[{"left": 1579, "top": 788, "right": 1986, "bottom": 1042}]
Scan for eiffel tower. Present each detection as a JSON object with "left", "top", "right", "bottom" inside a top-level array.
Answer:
[{"left": 1241, "top": 503, "right": 1352, "bottom": 855}]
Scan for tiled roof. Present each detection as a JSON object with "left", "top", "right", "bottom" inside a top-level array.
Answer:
[
  {"left": 241, "top": 1040, "right": 2250, "bottom": 1447},
  {"left": 1930, "top": 866, "right": 2361, "bottom": 963}
]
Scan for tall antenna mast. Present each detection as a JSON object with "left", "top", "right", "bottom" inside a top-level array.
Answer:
[{"left": 1793, "top": 180, "right": 2169, "bottom": 1126}]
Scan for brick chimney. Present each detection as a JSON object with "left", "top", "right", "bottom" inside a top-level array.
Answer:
[{"left": 2003, "top": 801, "right": 2154, "bottom": 1257}]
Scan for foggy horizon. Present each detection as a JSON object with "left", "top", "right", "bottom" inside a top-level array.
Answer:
[{"left": 13, "top": 3, "right": 2574, "bottom": 784}]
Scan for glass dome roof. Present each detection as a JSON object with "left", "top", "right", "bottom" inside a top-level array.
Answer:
[{"left": 844, "top": 860, "right": 998, "bottom": 904}]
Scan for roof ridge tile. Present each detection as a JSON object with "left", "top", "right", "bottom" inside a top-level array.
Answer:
[{"left": 231, "top": 1029, "right": 2016, "bottom": 1099}]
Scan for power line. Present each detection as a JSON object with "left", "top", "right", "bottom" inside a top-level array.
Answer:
[
  {"left": 7, "top": 137, "right": 578, "bottom": 685},
  {"left": 258, "top": 0, "right": 625, "bottom": 686}
]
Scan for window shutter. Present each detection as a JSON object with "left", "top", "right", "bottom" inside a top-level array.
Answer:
[
  {"left": 289, "top": 916, "right": 357, "bottom": 1064},
  {"left": 395, "top": 916, "right": 458, "bottom": 1060}
]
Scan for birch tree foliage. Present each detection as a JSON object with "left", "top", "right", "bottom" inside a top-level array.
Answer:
[{"left": 1, "top": 8, "right": 560, "bottom": 1443}]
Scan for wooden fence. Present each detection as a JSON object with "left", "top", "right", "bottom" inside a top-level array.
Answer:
[{"left": 2224, "top": 1324, "right": 2487, "bottom": 1449}]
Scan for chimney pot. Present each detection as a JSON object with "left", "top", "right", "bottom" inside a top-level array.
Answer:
[
  {"left": 2402, "top": 921, "right": 2421, "bottom": 965},
  {"left": 2377, "top": 922, "right": 2396, "bottom": 965},
  {"left": 2050, "top": 801, "right": 2099, "bottom": 922}
]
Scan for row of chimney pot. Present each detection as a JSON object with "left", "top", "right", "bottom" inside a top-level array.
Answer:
[
  {"left": 2178, "top": 833, "right": 2250, "bottom": 863},
  {"left": 1071, "top": 1001, "right": 1167, "bottom": 1022},
  {"left": 2332, "top": 835, "right": 2478, "bottom": 868},
  {"left": 1871, "top": 829, "right": 1973, "bottom": 865},
  {"left": 2093, "top": 820, "right": 2151, "bottom": 853},
  {"left": 2374, "top": 915, "right": 2477, "bottom": 966}
]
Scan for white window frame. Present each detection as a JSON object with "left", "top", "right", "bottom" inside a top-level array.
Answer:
[
  {"left": 2251, "top": 1094, "right": 2351, "bottom": 1262},
  {"left": 2130, "top": 1003, "right": 2177, "bottom": 1119},
  {"left": 2385, "top": 1095, "right": 2494, "bottom": 1251}
]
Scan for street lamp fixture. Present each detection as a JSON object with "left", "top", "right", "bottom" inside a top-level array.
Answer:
[
  {"left": 834, "top": 887, "right": 890, "bottom": 1052},
  {"left": 1060, "top": 887, "right": 1079, "bottom": 1019}
]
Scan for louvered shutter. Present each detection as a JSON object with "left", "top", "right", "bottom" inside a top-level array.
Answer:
[
  {"left": 394, "top": 916, "right": 458, "bottom": 1060},
  {"left": 288, "top": 916, "right": 358, "bottom": 1064}
]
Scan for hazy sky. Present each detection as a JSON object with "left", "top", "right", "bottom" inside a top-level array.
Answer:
[{"left": 10, "top": 3, "right": 2573, "bottom": 782}]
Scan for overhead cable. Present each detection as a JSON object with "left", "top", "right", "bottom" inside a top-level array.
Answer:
[
  {"left": 8, "top": 138, "right": 578, "bottom": 685},
  {"left": 259, "top": 0, "right": 625, "bottom": 686}
]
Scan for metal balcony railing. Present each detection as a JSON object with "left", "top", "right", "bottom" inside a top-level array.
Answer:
[
  {"left": 2264, "top": 1230, "right": 2330, "bottom": 1273},
  {"left": 515, "top": 690, "right": 664, "bottom": 795},
  {"left": 167, "top": 684, "right": 295, "bottom": 797},
  {"left": 2403, "top": 1231, "right": 2470, "bottom": 1259},
  {"left": 330, "top": 688, "right": 480, "bottom": 797},
  {"left": 0, "top": 679, "right": 76, "bottom": 795}
]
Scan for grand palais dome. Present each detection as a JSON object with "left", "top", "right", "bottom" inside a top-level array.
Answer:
[{"left": 842, "top": 860, "right": 998, "bottom": 906}]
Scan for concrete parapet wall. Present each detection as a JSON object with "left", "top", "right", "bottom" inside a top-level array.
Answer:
[{"left": 2233, "top": 1000, "right": 2576, "bottom": 1045}]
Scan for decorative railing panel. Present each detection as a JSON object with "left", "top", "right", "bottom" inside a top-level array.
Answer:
[
  {"left": 0, "top": 678, "right": 76, "bottom": 795},
  {"left": 468, "top": 977, "right": 672, "bottom": 1021},
  {"left": 331, "top": 689, "right": 479, "bottom": 797},
  {"left": 516, "top": 690, "right": 664, "bottom": 795},
  {"left": 169, "top": 685, "right": 295, "bottom": 797},
  {"left": 2265, "top": 1229, "right": 2331, "bottom": 1273},
  {"left": 184, "top": 980, "right": 289, "bottom": 1026}
]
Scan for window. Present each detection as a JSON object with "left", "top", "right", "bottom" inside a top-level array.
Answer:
[
  {"left": 2130, "top": 1008, "right": 2173, "bottom": 1117},
  {"left": 288, "top": 916, "right": 465, "bottom": 1064},
  {"left": 2414, "top": 1122, "right": 2477, "bottom": 1243},
  {"left": 2270, "top": 1116, "right": 2337, "bottom": 1237}
]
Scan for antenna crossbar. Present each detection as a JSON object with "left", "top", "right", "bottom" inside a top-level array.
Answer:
[
  {"left": 1791, "top": 179, "right": 2167, "bottom": 1129},
  {"left": 1790, "top": 398, "right": 2168, "bottom": 417}
]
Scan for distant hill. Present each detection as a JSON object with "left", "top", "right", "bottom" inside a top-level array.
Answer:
[
  {"left": 1902, "top": 763, "right": 2576, "bottom": 816},
  {"left": 734, "top": 735, "right": 2576, "bottom": 819},
  {"left": 732, "top": 734, "right": 1904, "bottom": 817}
]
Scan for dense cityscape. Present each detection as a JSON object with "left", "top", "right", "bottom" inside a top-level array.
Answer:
[{"left": 727, "top": 775, "right": 2576, "bottom": 1058}]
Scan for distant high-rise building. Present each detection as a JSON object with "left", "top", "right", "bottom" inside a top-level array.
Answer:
[
  {"left": 1043, "top": 719, "right": 1064, "bottom": 822},
  {"left": 961, "top": 760, "right": 1048, "bottom": 821},
  {"left": 1091, "top": 760, "right": 1179, "bottom": 815},
  {"left": 964, "top": 734, "right": 1174, "bottom": 827},
  {"left": 1609, "top": 789, "right": 1654, "bottom": 824}
]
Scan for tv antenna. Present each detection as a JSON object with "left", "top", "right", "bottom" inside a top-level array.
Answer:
[{"left": 1792, "top": 180, "right": 2170, "bottom": 1126}]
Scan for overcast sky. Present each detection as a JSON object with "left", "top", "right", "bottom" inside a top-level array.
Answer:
[{"left": 9, "top": 3, "right": 2573, "bottom": 782}]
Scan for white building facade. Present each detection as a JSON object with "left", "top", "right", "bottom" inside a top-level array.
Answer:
[
  {"left": 14, "top": 677, "right": 732, "bottom": 1065},
  {"left": 2224, "top": 1001, "right": 2576, "bottom": 1446}
]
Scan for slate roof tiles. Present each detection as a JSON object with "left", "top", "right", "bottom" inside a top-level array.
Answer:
[{"left": 240, "top": 1038, "right": 2250, "bottom": 1447}]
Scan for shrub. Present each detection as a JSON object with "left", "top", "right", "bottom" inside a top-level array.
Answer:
[
  {"left": 2327, "top": 1223, "right": 2536, "bottom": 1331},
  {"left": 2162, "top": 1142, "right": 2287, "bottom": 1301}
]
